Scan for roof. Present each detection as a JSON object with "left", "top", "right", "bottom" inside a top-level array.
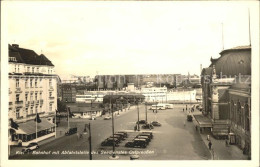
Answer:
[
  {"left": 219, "top": 45, "right": 251, "bottom": 55},
  {"left": 9, "top": 44, "right": 54, "bottom": 66},
  {"left": 16, "top": 118, "right": 55, "bottom": 135}
]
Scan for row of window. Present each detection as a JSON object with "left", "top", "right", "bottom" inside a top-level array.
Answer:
[
  {"left": 230, "top": 101, "right": 250, "bottom": 132},
  {"left": 15, "top": 104, "right": 53, "bottom": 119},
  {"left": 13, "top": 65, "right": 53, "bottom": 74},
  {"left": 15, "top": 78, "right": 53, "bottom": 88},
  {"left": 15, "top": 92, "right": 53, "bottom": 102}
]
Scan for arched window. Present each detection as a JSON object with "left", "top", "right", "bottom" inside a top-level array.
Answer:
[
  {"left": 245, "top": 104, "right": 250, "bottom": 132},
  {"left": 237, "top": 102, "right": 241, "bottom": 125}
]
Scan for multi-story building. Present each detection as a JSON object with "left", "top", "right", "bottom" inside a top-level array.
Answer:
[
  {"left": 8, "top": 44, "right": 58, "bottom": 146},
  {"left": 61, "top": 83, "right": 77, "bottom": 103},
  {"left": 200, "top": 45, "right": 251, "bottom": 156}
]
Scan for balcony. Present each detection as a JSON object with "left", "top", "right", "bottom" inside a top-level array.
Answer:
[
  {"left": 15, "top": 87, "right": 22, "bottom": 93},
  {"left": 48, "top": 111, "right": 55, "bottom": 115},
  {"left": 38, "top": 111, "right": 45, "bottom": 115},
  {"left": 9, "top": 89, "right": 12, "bottom": 94},
  {"left": 40, "top": 99, "right": 44, "bottom": 104},
  {"left": 35, "top": 100, "right": 40, "bottom": 105},
  {"left": 30, "top": 101, "right": 34, "bottom": 105},
  {"left": 49, "top": 86, "right": 54, "bottom": 91},
  {"left": 15, "top": 101, "right": 23, "bottom": 107},
  {"left": 16, "top": 116, "right": 24, "bottom": 120},
  {"left": 9, "top": 102, "right": 13, "bottom": 105},
  {"left": 25, "top": 101, "right": 30, "bottom": 106},
  {"left": 49, "top": 96, "right": 55, "bottom": 100}
]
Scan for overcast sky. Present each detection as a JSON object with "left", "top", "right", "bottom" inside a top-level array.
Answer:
[{"left": 5, "top": 1, "right": 258, "bottom": 78}]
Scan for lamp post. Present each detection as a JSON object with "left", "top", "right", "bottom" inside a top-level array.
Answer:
[
  {"left": 88, "top": 123, "right": 92, "bottom": 160},
  {"left": 145, "top": 102, "right": 148, "bottom": 123}
]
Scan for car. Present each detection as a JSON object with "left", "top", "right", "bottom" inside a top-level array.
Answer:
[
  {"left": 110, "top": 135, "right": 124, "bottom": 142},
  {"left": 136, "top": 120, "right": 147, "bottom": 124},
  {"left": 101, "top": 138, "right": 119, "bottom": 147},
  {"left": 187, "top": 114, "right": 193, "bottom": 122},
  {"left": 65, "top": 127, "right": 77, "bottom": 136},
  {"left": 114, "top": 133, "right": 126, "bottom": 140},
  {"left": 151, "top": 121, "right": 162, "bottom": 126},
  {"left": 141, "top": 132, "right": 153, "bottom": 139},
  {"left": 89, "top": 117, "right": 96, "bottom": 120},
  {"left": 135, "top": 135, "right": 150, "bottom": 143},
  {"left": 125, "top": 139, "right": 147, "bottom": 148},
  {"left": 116, "top": 131, "right": 128, "bottom": 138},
  {"left": 136, "top": 134, "right": 152, "bottom": 141},
  {"left": 104, "top": 116, "right": 112, "bottom": 120},
  {"left": 22, "top": 142, "right": 39, "bottom": 153},
  {"left": 142, "top": 123, "right": 154, "bottom": 129}
]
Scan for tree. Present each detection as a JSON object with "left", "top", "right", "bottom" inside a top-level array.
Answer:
[{"left": 57, "top": 99, "right": 67, "bottom": 113}]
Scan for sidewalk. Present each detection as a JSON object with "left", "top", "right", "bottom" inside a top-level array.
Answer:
[{"left": 191, "top": 109, "right": 248, "bottom": 160}]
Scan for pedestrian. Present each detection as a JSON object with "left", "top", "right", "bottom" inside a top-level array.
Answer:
[
  {"left": 77, "top": 132, "right": 80, "bottom": 140},
  {"left": 134, "top": 125, "right": 137, "bottom": 131},
  {"left": 207, "top": 135, "right": 210, "bottom": 141},
  {"left": 225, "top": 139, "right": 229, "bottom": 147},
  {"left": 208, "top": 141, "right": 212, "bottom": 150},
  {"left": 186, "top": 105, "right": 187, "bottom": 111},
  {"left": 183, "top": 108, "right": 184, "bottom": 112},
  {"left": 195, "top": 125, "right": 198, "bottom": 131}
]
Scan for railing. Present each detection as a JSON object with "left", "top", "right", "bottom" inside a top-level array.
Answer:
[
  {"left": 15, "top": 87, "right": 22, "bottom": 93},
  {"left": 27, "top": 113, "right": 36, "bottom": 117},
  {"left": 15, "top": 101, "right": 23, "bottom": 104},
  {"left": 49, "top": 96, "right": 55, "bottom": 100},
  {"left": 38, "top": 112, "right": 45, "bottom": 115}
]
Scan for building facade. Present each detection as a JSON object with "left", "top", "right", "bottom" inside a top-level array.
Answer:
[
  {"left": 8, "top": 44, "right": 58, "bottom": 146},
  {"left": 61, "top": 83, "right": 76, "bottom": 103},
  {"left": 200, "top": 45, "right": 251, "bottom": 156}
]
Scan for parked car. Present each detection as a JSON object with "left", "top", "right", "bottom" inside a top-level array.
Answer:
[
  {"left": 135, "top": 135, "right": 150, "bottom": 143},
  {"left": 151, "top": 121, "right": 162, "bottom": 126},
  {"left": 101, "top": 138, "right": 119, "bottom": 146},
  {"left": 110, "top": 134, "right": 124, "bottom": 142},
  {"left": 136, "top": 120, "right": 147, "bottom": 124},
  {"left": 65, "top": 127, "right": 77, "bottom": 136},
  {"left": 136, "top": 134, "right": 152, "bottom": 141},
  {"left": 22, "top": 142, "right": 39, "bottom": 153},
  {"left": 187, "top": 114, "right": 193, "bottom": 122},
  {"left": 141, "top": 132, "right": 153, "bottom": 139},
  {"left": 142, "top": 123, "right": 154, "bottom": 129},
  {"left": 114, "top": 133, "right": 126, "bottom": 140},
  {"left": 89, "top": 117, "right": 96, "bottom": 120},
  {"left": 125, "top": 139, "right": 147, "bottom": 148},
  {"left": 104, "top": 116, "right": 112, "bottom": 120},
  {"left": 116, "top": 131, "right": 128, "bottom": 138}
]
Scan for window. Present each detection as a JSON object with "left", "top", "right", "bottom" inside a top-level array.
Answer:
[
  {"left": 27, "top": 67, "right": 30, "bottom": 72},
  {"left": 25, "top": 108, "right": 28, "bottom": 114},
  {"left": 30, "top": 93, "right": 33, "bottom": 101},
  {"left": 40, "top": 106, "right": 42, "bottom": 113},
  {"left": 16, "top": 94, "right": 20, "bottom": 102},
  {"left": 35, "top": 79, "right": 38, "bottom": 87},
  {"left": 35, "top": 93, "right": 38, "bottom": 100},
  {"left": 49, "top": 79, "right": 52, "bottom": 87},
  {"left": 30, "top": 107, "right": 33, "bottom": 114},
  {"left": 32, "top": 67, "right": 35, "bottom": 73},
  {"left": 35, "top": 106, "right": 38, "bottom": 113},
  {"left": 16, "top": 79, "right": 19, "bottom": 88},
  {"left": 25, "top": 94, "right": 28, "bottom": 101},
  {"left": 30, "top": 79, "right": 33, "bottom": 87},
  {"left": 237, "top": 102, "right": 242, "bottom": 125},
  {"left": 49, "top": 104, "right": 52, "bottom": 112},
  {"left": 36, "top": 68, "right": 39, "bottom": 73},
  {"left": 245, "top": 104, "right": 250, "bottom": 132},
  {"left": 39, "top": 78, "right": 42, "bottom": 87},
  {"left": 49, "top": 92, "right": 52, "bottom": 97},
  {"left": 16, "top": 109, "right": 20, "bottom": 118},
  {"left": 25, "top": 79, "right": 28, "bottom": 88},
  {"left": 40, "top": 92, "right": 42, "bottom": 99},
  {"left": 15, "top": 65, "right": 17, "bottom": 73},
  {"left": 18, "top": 66, "right": 20, "bottom": 73}
]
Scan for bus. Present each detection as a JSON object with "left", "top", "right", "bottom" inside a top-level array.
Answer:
[
  {"left": 165, "top": 104, "right": 173, "bottom": 109},
  {"left": 150, "top": 104, "right": 166, "bottom": 110}
]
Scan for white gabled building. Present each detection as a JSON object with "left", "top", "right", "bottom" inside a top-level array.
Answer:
[{"left": 8, "top": 44, "right": 58, "bottom": 146}]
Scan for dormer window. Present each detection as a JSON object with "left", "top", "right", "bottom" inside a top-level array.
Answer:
[{"left": 9, "top": 57, "right": 17, "bottom": 62}]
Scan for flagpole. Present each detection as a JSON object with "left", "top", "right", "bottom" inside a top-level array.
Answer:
[{"left": 55, "top": 110, "right": 57, "bottom": 138}]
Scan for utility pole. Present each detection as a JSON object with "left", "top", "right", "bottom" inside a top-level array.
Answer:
[
  {"left": 145, "top": 102, "right": 147, "bottom": 122},
  {"left": 88, "top": 123, "right": 92, "bottom": 160},
  {"left": 111, "top": 103, "right": 116, "bottom": 158},
  {"left": 137, "top": 100, "right": 140, "bottom": 131}
]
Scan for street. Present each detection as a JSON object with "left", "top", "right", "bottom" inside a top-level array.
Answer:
[{"left": 10, "top": 104, "right": 211, "bottom": 160}]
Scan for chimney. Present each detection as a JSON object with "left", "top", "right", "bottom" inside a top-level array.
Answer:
[{"left": 12, "top": 44, "right": 19, "bottom": 48}]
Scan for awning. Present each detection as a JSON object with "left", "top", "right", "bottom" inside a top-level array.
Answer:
[
  {"left": 15, "top": 118, "right": 55, "bottom": 135},
  {"left": 193, "top": 115, "right": 212, "bottom": 128}
]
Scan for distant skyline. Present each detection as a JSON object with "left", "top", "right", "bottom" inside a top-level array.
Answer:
[{"left": 5, "top": 1, "right": 258, "bottom": 78}]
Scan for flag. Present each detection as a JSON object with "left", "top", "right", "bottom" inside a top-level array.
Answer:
[
  {"left": 10, "top": 118, "right": 19, "bottom": 130},
  {"left": 34, "top": 113, "right": 41, "bottom": 123}
]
